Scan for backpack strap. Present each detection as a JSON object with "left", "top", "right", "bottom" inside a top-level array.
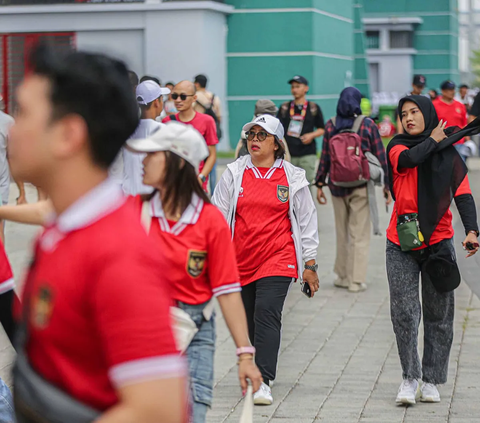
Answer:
[
  {"left": 351, "top": 115, "right": 366, "bottom": 134},
  {"left": 331, "top": 115, "right": 366, "bottom": 134}
]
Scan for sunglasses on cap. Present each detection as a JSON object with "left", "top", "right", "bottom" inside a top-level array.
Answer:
[
  {"left": 246, "top": 130, "right": 272, "bottom": 142},
  {"left": 171, "top": 93, "right": 195, "bottom": 101}
]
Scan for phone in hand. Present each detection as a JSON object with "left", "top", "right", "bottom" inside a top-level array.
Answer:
[
  {"left": 465, "top": 242, "right": 480, "bottom": 251},
  {"left": 301, "top": 282, "right": 312, "bottom": 298}
]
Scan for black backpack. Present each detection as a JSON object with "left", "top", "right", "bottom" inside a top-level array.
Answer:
[{"left": 196, "top": 95, "right": 222, "bottom": 140}]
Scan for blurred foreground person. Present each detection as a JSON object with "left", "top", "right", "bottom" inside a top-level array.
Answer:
[{"left": 9, "top": 45, "right": 186, "bottom": 423}]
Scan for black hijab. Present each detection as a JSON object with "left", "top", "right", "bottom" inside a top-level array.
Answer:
[{"left": 387, "top": 95, "right": 480, "bottom": 246}]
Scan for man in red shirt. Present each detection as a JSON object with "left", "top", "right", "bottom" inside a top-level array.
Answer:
[
  {"left": 433, "top": 80, "right": 468, "bottom": 160},
  {"left": 8, "top": 44, "right": 186, "bottom": 422},
  {"left": 162, "top": 80, "right": 218, "bottom": 190}
]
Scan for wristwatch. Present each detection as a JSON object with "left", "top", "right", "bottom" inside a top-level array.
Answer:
[
  {"left": 199, "top": 174, "right": 207, "bottom": 183},
  {"left": 305, "top": 263, "right": 318, "bottom": 272}
]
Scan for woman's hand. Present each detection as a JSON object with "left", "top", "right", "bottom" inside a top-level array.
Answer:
[
  {"left": 303, "top": 269, "right": 319, "bottom": 297},
  {"left": 462, "top": 232, "right": 479, "bottom": 258},
  {"left": 430, "top": 120, "right": 448, "bottom": 143},
  {"left": 317, "top": 187, "right": 327, "bottom": 205},
  {"left": 238, "top": 356, "right": 262, "bottom": 394}
]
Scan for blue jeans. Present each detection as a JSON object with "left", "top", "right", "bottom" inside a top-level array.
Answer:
[
  {"left": 177, "top": 302, "right": 216, "bottom": 423},
  {"left": 209, "top": 163, "right": 217, "bottom": 195},
  {"left": 0, "top": 378, "right": 14, "bottom": 423}
]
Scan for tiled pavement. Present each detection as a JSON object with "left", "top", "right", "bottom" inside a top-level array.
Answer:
[{"left": 0, "top": 161, "right": 479, "bottom": 423}]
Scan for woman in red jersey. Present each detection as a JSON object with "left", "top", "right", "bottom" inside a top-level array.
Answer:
[
  {"left": 212, "top": 114, "right": 319, "bottom": 406},
  {"left": 0, "top": 122, "right": 262, "bottom": 423},
  {"left": 386, "top": 95, "right": 479, "bottom": 406}
]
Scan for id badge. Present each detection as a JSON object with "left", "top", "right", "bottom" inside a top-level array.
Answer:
[{"left": 287, "top": 118, "right": 304, "bottom": 138}]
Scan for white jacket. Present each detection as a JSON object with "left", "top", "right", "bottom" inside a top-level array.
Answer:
[{"left": 212, "top": 156, "right": 319, "bottom": 282}]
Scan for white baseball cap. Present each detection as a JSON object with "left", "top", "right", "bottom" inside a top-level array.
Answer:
[
  {"left": 242, "top": 114, "right": 285, "bottom": 140},
  {"left": 136, "top": 80, "right": 171, "bottom": 105},
  {"left": 127, "top": 122, "right": 209, "bottom": 172}
]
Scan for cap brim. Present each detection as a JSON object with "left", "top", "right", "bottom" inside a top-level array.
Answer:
[
  {"left": 242, "top": 121, "right": 274, "bottom": 135},
  {"left": 160, "top": 87, "right": 171, "bottom": 95},
  {"left": 126, "top": 137, "right": 168, "bottom": 153}
]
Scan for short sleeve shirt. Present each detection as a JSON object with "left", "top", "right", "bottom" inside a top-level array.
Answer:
[
  {"left": 386, "top": 145, "right": 472, "bottom": 247},
  {"left": 433, "top": 98, "right": 468, "bottom": 144},
  {"left": 19, "top": 182, "right": 183, "bottom": 411},
  {"left": 277, "top": 101, "right": 325, "bottom": 157},
  {"left": 134, "top": 194, "right": 241, "bottom": 305}
]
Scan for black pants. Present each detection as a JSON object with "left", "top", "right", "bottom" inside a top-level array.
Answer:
[{"left": 241, "top": 276, "right": 292, "bottom": 385}]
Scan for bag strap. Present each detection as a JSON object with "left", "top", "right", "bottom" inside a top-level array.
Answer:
[
  {"left": 351, "top": 115, "right": 366, "bottom": 134},
  {"left": 141, "top": 201, "right": 152, "bottom": 234},
  {"left": 331, "top": 115, "right": 366, "bottom": 134}
]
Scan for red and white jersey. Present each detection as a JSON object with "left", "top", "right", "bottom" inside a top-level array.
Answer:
[
  {"left": 0, "top": 241, "right": 14, "bottom": 295},
  {"left": 134, "top": 192, "right": 241, "bottom": 305},
  {"left": 233, "top": 159, "right": 298, "bottom": 285},
  {"left": 17, "top": 179, "right": 184, "bottom": 411}
]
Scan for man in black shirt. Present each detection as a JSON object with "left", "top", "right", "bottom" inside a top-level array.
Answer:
[{"left": 277, "top": 76, "right": 325, "bottom": 191}]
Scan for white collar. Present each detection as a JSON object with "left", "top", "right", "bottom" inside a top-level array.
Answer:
[
  {"left": 41, "top": 179, "right": 125, "bottom": 251},
  {"left": 151, "top": 191, "right": 204, "bottom": 236},
  {"left": 245, "top": 156, "right": 284, "bottom": 179}
]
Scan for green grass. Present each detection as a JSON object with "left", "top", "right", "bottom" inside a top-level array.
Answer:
[{"left": 217, "top": 151, "right": 236, "bottom": 159}]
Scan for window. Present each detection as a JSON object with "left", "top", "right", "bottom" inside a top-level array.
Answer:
[
  {"left": 390, "top": 31, "right": 413, "bottom": 49},
  {"left": 366, "top": 31, "right": 380, "bottom": 49}
]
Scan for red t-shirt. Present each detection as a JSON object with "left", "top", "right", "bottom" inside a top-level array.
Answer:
[
  {"left": 233, "top": 162, "right": 298, "bottom": 285},
  {"left": 163, "top": 112, "right": 219, "bottom": 189},
  {"left": 433, "top": 98, "right": 467, "bottom": 144},
  {"left": 133, "top": 194, "right": 241, "bottom": 305},
  {"left": 17, "top": 184, "right": 183, "bottom": 411},
  {"left": 0, "top": 242, "right": 14, "bottom": 295},
  {"left": 387, "top": 145, "right": 472, "bottom": 247}
]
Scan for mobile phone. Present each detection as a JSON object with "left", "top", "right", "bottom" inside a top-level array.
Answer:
[
  {"left": 465, "top": 242, "right": 480, "bottom": 251},
  {"left": 301, "top": 282, "right": 312, "bottom": 298}
]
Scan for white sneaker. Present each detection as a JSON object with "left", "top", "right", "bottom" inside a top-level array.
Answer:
[
  {"left": 420, "top": 382, "right": 441, "bottom": 403},
  {"left": 396, "top": 379, "right": 420, "bottom": 405},
  {"left": 253, "top": 382, "right": 273, "bottom": 406}
]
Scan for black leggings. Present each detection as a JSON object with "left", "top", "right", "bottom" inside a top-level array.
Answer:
[{"left": 241, "top": 276, "right": 292, "bottom": 385}]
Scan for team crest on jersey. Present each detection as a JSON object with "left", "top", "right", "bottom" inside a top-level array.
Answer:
[
  {"left": 187, "top": 250, "right": 207, "bottom": 278},
  {"left": 277, "top": 185, "right": 289, "bottom": 203},
  {"left": 31, "top": 285, "right": 54, "bottom": 329}
]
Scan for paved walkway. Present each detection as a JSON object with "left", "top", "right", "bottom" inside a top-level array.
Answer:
[{"left": 0, "top": 162, "right": 479, "bottom": 423}]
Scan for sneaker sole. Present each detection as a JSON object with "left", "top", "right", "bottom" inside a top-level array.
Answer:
[
  {"left": 420, "top": 396, "right": 440, "bottom": 403},
  {"left": 396, "top": 397, "right": 416, "bottom": 405},
  {"left": 253, "top": 398, "right": 273, "bottom": 406}
]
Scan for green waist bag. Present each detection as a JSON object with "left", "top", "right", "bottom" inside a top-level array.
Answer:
[{"left": 396, "top": 213, "right": 425, "bottom": 252}]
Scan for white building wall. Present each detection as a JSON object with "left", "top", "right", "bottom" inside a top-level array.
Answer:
[{"left": 0, "top": 1, "right": 232, "bottom": 149}]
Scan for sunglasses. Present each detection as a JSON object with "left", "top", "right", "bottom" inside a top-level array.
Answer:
[
  {"left": 171, "top": 93, "right": 195, "bottom": 101},
  {"left": 246, "top": 130, "right": 270, "bottom": 141}
]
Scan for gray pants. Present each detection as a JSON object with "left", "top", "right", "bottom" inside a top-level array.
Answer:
[{"left": 386, "top": 240, "right": 455, "bottom": 384}]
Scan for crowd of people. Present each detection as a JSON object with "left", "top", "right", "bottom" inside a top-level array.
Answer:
[{"left": 0, "top": 43, "right": 478, "bottom": 422}]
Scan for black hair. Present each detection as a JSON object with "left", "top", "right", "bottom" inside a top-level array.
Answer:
[
  {"left": 29, "top": 43, "right": 139, "bottom": 169},
  {"left": 459, "top": 84, "right": 469, "bottom": 89},
  {"left": 128, "top": 70, "right": 139, "bottom": 88},
  {"left": 147, "top": 152, "right": 210, "bottom": 215},
  {"left": 194, "top": 74, "right": 208, "bottom": 89},
  {"left": 274, "top": 136, "right": 286, "bottom": 160},
  {"left": 140, "top": 75, "right": 161, "bottom": 85},
  {"left": 139, "top": 97, "right": 162, "bottom": 114},
  {"left": 166, "top": 82, "right": 175, "bottom": 87}
]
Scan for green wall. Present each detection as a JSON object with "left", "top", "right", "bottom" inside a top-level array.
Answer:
[
  {"left": 225, "top": 0, "right": 355, "bottom": 149},
  {"left": 363, "top": 0, "right": 459, "bottom": 91}
]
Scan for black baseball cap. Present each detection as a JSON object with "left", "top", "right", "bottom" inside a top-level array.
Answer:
[
  {"left": 440, "top": 80, "right": 456, "bottom": 90},
  {"left": 413, "top": 74, "right": 426, "bottom": 87},
  {"left": 288, "top": 75, "right": 309, "bottom": 85}
]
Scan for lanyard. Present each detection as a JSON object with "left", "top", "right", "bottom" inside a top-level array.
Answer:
[{"left": 289, "top": 101, "right": 308, "bottom": 121}]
